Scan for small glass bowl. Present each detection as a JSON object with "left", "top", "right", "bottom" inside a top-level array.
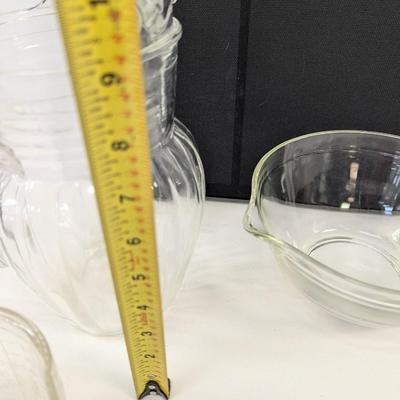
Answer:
[
  {"left": 0, "top": 307, "right": 64, "bottom": 399},
  {"left": 244, "top": 130, "right": 400, "bottom": 326}
]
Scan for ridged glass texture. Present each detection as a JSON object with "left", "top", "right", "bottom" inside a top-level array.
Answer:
[
  {"left": 0, "top": 1, "right": 205, "bottom": 334},
  {"left": 0, "top": 307, "right": 64, "bottom": 400}
]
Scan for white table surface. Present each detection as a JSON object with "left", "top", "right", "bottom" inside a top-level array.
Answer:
[{"left": 1, "top": 200, "right": 400, "bottom": 399}]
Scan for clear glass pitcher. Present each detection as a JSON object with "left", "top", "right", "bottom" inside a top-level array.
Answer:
[{"left": 0, "top": 1, "right": 205, "bottom": 335}]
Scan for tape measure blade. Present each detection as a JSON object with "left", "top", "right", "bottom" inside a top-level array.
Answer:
[{"left": 56, "top": 0, "right": 170, "bottom": 398}]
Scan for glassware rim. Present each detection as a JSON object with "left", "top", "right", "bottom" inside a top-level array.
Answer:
[
  {"left": 250, "top": 129, "right": 400, "bottom": 191},
  {"left": 0, "top": 306, "right": 62, "bottom": 399},
  {"left": 0, "top": 5, "right": 182, "bottom": 63},
  {"left": 244, "top": 129, "right": 400, "bottom": 304},
  {"left": 0, "top": 0, "right": 180, "bottom": 16}
]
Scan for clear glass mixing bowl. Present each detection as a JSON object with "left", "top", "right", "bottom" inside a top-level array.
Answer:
[
  {"left": 0, "top": 307, "right": 64, "bottom": 399},
  {"left": 244, "top": 130, "right": 400, "bottom": 326}
]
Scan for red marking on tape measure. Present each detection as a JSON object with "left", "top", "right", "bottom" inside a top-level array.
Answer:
[
  {"left": 140, "top": 313, "right": 149, "bottom": 325},
  {"left": 109, "top": 9, "right": 121, "bottom": 23},
  {"left": 112, "top": 32, "right": 123, "bottom": 43},
  {"left": 121, "top": 91, "right": 130, "bottom": 101},
  {"left": 115, "top": 55, "right": 126, "bottom": 65}
]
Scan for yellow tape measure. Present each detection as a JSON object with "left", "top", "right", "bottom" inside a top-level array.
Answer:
[{"left": 56, "top": 0, "right": 169, "bottom": 398}]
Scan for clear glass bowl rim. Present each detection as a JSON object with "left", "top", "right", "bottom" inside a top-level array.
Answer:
[
  {"left": 244, "top": 129, "right": 400, "bottom": 305},
  {"left": 0, "top": 0, "right": 179, "bottom": 15}
]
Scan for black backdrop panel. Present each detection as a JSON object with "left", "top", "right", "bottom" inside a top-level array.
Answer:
[
  {"left": 175, "top": 1, "right": 400, "bottom": 199},
  {"left": 174, "top": 1, "right": 242, "bottom": 191}
]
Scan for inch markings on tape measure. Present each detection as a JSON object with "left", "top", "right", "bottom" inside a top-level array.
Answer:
[{"left": 56, "top": 1, "right": 169, "bottom": 398}]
